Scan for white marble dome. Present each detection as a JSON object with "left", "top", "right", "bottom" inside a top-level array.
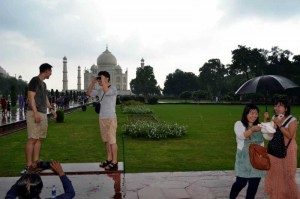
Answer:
[
  {"left": 97, "top": 47, "right": 117, "bottom": 66},
  {"left": 91, "top": 64, "right": 98, "bottom": 73}
]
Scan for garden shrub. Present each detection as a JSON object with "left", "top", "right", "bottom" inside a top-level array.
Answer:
[
  {"left": 122, "top": 100, "right": 144, "bottom": 106},
  {"left": 120, "top": 95, "right": 145, "bottom": 103},
  {"left": 128, "top": 114, "right": 158, "bottom": 122},
  {"left": 56, "top": 109, "right": 64, "bottom": 123},
  {"left": 116, "top": 95, "right": 122, "bottom": 104},
  {"left": 122, "top": 105, "right": 153, "bottom": 114},
  {"left": 122, "top": 120, "right": 186, "bottom": 140},
  {"left": 135, "top": 96, "right": 146, "bottom": 103},
  {"left": 147, "top": 97, "right": 158, "bottom": 104}
]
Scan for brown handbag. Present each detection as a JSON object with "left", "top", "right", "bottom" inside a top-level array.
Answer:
[{"left": 249, "top": 143, "right": 270, "bottom": 170}]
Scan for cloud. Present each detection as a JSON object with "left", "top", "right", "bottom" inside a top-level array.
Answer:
[
  {"left": 218, "top": 0, "right": 300, "bottom": 22},
  {"left": 1, "top": 0, "right": 300, "bottom": 91}
]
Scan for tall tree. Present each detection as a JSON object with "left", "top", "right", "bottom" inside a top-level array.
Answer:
[
  {"left": 130, "top": 65, "right": 161, "bottom": 96},
  {"left": 229, "top": 45, "right": 268, "bottom": 80},
  {"left": 292, "top": 55, "right": 300, "bottom": 84},
  {"left": 199, "top": 59, "right": 227, "bottom": 97},
  {"left": 266, "top": 46, "right": 293, "bottom": 78},
  {"left": 163, "top": 69, "right": 199, "bottom": 97}
]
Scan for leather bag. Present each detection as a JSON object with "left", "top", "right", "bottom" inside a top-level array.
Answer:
[
  {"left": 94, "top": 85, "right": 110, "bottom": 114},
  {"left": 249, "top": 143, "right": 270, "bottom": 170},
  {"left": 95, "top": 102, "right": 101, "bottom": 114}
]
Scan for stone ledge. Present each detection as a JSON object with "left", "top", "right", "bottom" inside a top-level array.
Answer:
[{"left": 21, "top": 162, "right": 124, "bottom": 176}]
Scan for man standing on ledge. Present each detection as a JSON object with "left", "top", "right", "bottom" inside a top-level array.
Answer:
[
  {"left": 25, "top": 63, "right": 57, "bottom": 170},
  {"left": 86, "top": 71, "right": 118, "bottom": 171}
]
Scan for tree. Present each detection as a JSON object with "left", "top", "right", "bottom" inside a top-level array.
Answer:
[
  {"left": 0, "top": 76, "right": 27, "bottom": 97},
  {"left": 179, "top": 91, "right": 192, "bottom": 101},
  {"left": 163, "top": 69, "right": 199, "bottom": 97},
  {"left": 265, "top": 46, "right": 293, "bottom": 78},
  {"left": 10, "top": 85, "right": 17, "bottom": 107},
  {"left": 130, "top": 65, "right": 161, "bottom": 96},
  {"left": 199, "top": 59, "right": 227, "bottom": 98},
  {"left": 229, "top": 45, "right": 268, "bottom": 80},
  {"left": 24, "top": 86, "right": 28, "bottom": 100},
  {"left": 291, "top": 55, "right": 300, "bottom": 84},
  {"left": 192, "top": 90, "right": 208, "bottom": 100},
  {"left": 55, "top": 89, "right": 60, "bottom": 98}
]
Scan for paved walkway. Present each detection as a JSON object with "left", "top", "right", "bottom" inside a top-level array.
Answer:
[{"left": 1, "top": 169, "right": 300, "bottom": 199}]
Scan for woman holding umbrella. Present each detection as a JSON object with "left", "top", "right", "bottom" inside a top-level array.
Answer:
[
  {"left": 264, "top": 99, "right": 300, "bottom": 198},
  {"left": 229, "top": 104, "right": 272, "bottom": 199}
]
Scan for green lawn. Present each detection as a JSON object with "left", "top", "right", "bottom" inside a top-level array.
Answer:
[{"left": 0, "top": 104, "right": 299, "bottom": 176}]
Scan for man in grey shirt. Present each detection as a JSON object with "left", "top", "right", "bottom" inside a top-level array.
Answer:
[
  {"left": 86, "top": 71, "right": 118, "bottom": 170},
  {"left": 25, "top": 63, "right": 57, "bottom": 171}
]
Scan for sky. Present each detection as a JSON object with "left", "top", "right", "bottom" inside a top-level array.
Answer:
[{"left": 1, "top": 0, "right": 300, "bottom": 91}]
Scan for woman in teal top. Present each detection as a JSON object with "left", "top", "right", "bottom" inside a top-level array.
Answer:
[{"left": 229, "top": 104, "right": 272, "bottom": 199}]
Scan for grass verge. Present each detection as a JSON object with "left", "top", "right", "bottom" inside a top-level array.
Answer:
[{"left": 0, "top": 104, "right": 299, "bottom": 176}]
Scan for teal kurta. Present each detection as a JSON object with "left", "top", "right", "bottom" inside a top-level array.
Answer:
[{"left": 235, "top": 130, "right": 266, "bottom": 178}]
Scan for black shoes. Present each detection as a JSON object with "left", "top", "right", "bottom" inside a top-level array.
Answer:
[
  {"left": 99, "top": 160, "right": 112, "bottom": 168},
  {"left": 105, "top": 162, "right": 118, "bottom": 171}
]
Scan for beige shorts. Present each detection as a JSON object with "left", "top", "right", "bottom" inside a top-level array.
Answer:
[
  {"left": 99, "top": 118, "right": 117, "bottom": 144},
  {"left": 26, "top": 110, "right": 48, "bottom": 139}
]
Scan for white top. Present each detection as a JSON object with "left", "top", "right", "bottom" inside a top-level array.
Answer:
[
  {"left": 234, "top": 121, "right": 273, "bottom": 150},
  {"left": 271, "top": 115, "right": 297, "bottom": 128}
]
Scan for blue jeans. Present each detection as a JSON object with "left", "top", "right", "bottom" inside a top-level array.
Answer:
[{"left": 229, "top": 176, "right": 261, "bottom": 199}]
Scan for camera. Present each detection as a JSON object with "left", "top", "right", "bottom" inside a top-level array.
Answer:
[
  {"left": 96, "top": 76, "right": 101, "bottom": 80},
  {"left": 37, "top": 161, "right": 51, "bottom": 170},
  {"left": 277, "top": 114, "right": 284, "bottom": 120}
]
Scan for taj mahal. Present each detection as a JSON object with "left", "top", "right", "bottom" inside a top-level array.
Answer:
[
  {"left": 1, "top": 46, "right": 136, "bottom": 95},
  {"left": 62, "top": 46, "right": 132, "bottom": 95}
]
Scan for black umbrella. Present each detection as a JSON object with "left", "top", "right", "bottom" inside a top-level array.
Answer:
[{"left": 235, "top": 75, "right": 299, "bottom": 110}]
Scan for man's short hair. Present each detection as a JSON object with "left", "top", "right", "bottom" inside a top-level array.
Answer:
[
  {"left": 98, "top": 71, "right": 110, "bottom": 82},
  {"left": 39, "top": 63, "right": 53, "bottom": 73}
]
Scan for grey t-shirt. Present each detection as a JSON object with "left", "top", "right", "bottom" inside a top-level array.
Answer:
[
  {"left": 91, "top": 85, "right": 117, "bottom": 119},
  {"left": 27, "top": 76, "right": 48, "bottom": 113}
]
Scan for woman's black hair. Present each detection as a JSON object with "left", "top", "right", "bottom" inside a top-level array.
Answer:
[
  {"left": 16, "top": 172, "right": 43, "bottom": 199},
  {"left": 241, "top": 104, "right": 260, "bottom": 128},
  {"left": 274, "top": 99, "right": 290, "bottom": 117}
]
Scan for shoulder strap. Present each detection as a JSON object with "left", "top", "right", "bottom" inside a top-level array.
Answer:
[
  {"left": 282, "top": 115, "right": 293, "bottom": 127},
  {"left": 100, "top": 85, "right": 111, "bottom": 102},
  {"left": 281, "top": 115, "right": 294, "bottom": 148},
  {"left": 100, "top": 93, "right": 105, "bottom": 101}
]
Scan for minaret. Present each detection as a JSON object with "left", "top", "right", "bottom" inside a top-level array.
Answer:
[
  {"left": 62, "top": 56, "right": 68, "bottom": 91},
  {"left": 141, "top": 58, "right": 145, "bottom": 68},
  {"left": 77, "top": 66, "right": 81, "bottom": 91}
]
